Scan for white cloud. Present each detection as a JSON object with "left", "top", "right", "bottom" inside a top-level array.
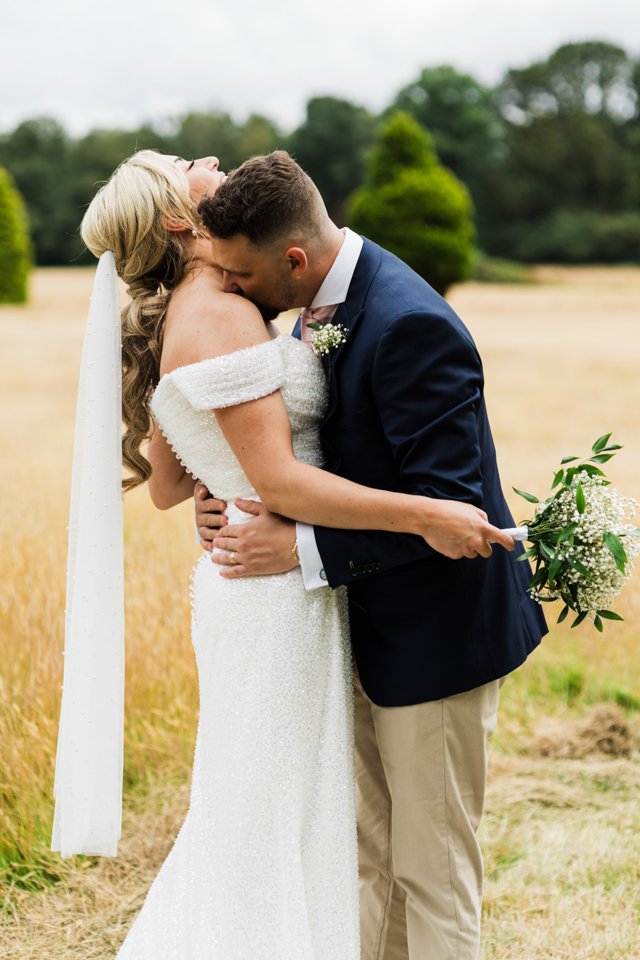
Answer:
[{"left": 1, "top": 0, "right": 637, "bottom": 134}]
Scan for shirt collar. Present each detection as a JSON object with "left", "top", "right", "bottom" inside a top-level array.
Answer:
[{"left": 309, "top": 227, "right": 364, "bottom": 309}]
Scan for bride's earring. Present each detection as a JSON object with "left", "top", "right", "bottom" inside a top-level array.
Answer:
[{"left": 191, "top": 228, "right": 198, "bottom": 238}]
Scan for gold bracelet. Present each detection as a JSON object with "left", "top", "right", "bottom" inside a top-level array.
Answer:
[{"left": 292, "top": 540, "right": 300, "bottom": 563}]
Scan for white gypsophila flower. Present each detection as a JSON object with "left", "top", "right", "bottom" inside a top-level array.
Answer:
[
  {"left": 532, "top": 472, "right": 640, "bottom": 615},
  {"left": 310, "top": 323, "right": 348, "bottom": 356}
]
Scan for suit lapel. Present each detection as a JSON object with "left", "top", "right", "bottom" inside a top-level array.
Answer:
[
  {"left": 321, "top": 303, "right": 363, "bottom": 417},
  {"left": 321, "top": 239, "right": 382, "bottom": 424}
]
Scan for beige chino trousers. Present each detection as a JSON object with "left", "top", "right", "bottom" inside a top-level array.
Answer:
[{"left": 354, "top": 669, "right": 500, "bottom": 960}]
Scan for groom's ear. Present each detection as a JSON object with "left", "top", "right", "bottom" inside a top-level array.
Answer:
[{"left": 285, "top": 246, "right": 308, "bottom": 277}]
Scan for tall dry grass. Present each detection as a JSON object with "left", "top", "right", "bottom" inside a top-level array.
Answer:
[
  {"left": 0, "top": 270, "right": 201, "bottom": 891},
  {"left": 1, "top": 266, "right": 639, "bottom": 957}
]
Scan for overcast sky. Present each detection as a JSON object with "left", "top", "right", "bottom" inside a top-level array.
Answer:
[{"left": 1, "top": 0, "right": 637, "bottom": 135}]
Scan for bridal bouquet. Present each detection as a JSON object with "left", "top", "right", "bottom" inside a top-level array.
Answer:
[{"left": 512, "top": 434, "right": 640, "bottom": 630}]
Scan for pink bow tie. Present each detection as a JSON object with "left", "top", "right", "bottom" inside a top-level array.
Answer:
[{"left": 300, "top": 304, "right": 338, "bottom": 349}]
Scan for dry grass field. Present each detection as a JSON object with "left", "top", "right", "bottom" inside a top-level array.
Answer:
[{"left": 1, "top": 266, "right": 639, "bottom": 958}]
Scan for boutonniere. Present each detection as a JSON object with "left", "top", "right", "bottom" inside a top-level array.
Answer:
[{"left": 308, "top": 322, "right": 348, "bottom": 357}]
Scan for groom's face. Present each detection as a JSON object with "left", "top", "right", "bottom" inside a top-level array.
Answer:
[{"left": 210, "top": 234, "right": 301, "bottom": 320}]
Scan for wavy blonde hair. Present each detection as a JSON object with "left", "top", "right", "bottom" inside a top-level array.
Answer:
[{"left": 81, "top": 150, "right": 200, "bottom": 491}]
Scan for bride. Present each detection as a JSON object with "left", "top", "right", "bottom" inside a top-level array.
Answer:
[{"left": 52, "top": 149, "right": 512, "bottom": 959}]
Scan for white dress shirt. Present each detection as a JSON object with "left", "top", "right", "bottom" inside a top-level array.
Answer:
[{"left": 296, "top": 228, "right": 364, "bottom": 590}]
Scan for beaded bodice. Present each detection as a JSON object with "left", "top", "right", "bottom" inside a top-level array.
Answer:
[{"left": 150, "top": 334, "right": 328, "bottom": 500}]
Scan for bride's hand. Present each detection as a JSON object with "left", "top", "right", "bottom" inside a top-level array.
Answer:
[{"left": 419, "top": 499, "right": 515, "bottom": 560}]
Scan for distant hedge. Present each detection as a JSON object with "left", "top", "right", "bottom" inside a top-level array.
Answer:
[
  {"left": 508, "top": 210, "right": 640, "bottom": 264},
  {"left": 348, "top": 112, "right": 475, "bottom": 295},
  {"left": 0, "top": 166, "right": 32, "bottom": 303}
]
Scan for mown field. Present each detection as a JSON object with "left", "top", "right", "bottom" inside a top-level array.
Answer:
[{"left": 1, "top": 266, "right": 639, "bottom": 959}]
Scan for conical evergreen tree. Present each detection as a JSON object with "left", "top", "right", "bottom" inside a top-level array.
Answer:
[{"left": 348, "top": 112, "right": 475, "bottom": 294}]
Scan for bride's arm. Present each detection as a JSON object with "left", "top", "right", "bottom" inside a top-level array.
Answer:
[
  {"left": 214, "top": 389, "right": 512, "bottom": 557},
  {"left": 146, "top": 422, "right": 196, "bottom": 509},
  {"left": 152, "top": 294, "right": 512, "bottom": 557}
]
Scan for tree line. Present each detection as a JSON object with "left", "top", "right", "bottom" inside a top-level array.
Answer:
[{"left": 1, "top": 40, "right": 639, "bottom": 268}]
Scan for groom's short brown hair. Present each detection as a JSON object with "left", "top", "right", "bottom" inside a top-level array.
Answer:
[{"left": 198, "top": 151, "right": 323, "bottom": 246}]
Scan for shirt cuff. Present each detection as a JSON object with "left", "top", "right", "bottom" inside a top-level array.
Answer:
[{"left": 296, "top": 522, "right": 328, "bottom": 590}]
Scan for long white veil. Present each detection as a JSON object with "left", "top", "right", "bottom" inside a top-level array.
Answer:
[{"left": 51, "top": 251, "right": 124, "bottom": 857}]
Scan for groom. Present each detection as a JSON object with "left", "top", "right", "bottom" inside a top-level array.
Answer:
[{"left": 194, "top": 151, "right": 547, "bottom": 959}]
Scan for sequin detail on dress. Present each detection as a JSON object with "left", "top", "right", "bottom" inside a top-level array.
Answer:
[
  {"left": 151, "top": 336, "right": 327, "bottom": 501},
  {"left": 116, "top": 334, "right": 359, "bottom": 960}
]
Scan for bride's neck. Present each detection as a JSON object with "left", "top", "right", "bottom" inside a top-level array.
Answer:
[
  {"left": 181, "top": 236, "right": 223, "bottom": 287},
  {"left": 180, "top": 233, "right": 218, "bottom": 271}
]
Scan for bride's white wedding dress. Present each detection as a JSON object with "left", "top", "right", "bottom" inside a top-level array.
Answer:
[{"left": 115, "top": 334, "right": 359, "bottom": 960}]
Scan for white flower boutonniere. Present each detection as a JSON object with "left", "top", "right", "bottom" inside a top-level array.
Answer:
[{"left": 308, "top": 322, "right": 348, "bottom": 357}]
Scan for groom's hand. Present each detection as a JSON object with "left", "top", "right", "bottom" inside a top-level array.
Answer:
[
  {"left": 421, "top": 500, "right": 515, "bottom": 560},
  {"left": 212, "top": 499, "right": 299, "bottom": 579},
  {"left": 194, "top": 482, "right": 228, "bottom": 550}
]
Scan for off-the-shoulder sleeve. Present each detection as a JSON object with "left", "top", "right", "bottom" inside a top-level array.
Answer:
[{"left": 170, "top": 338, "right": 285, "bottom": 410}]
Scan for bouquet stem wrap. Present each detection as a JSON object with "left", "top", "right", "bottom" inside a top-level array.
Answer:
[{"left": 501, "top": 526, "right": 529, "bottom": 542}]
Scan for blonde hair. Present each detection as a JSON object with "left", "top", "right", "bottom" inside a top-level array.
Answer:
[{"left": 81, "top": 150, "right": 200, "bottom": 491}]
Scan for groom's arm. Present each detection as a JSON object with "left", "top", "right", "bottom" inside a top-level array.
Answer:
[
  {"left": 311, "top": 310, "right": 486, "bottom": 587},
  {"left": 200, "top": 310, "right": 487, "bottom": 581},
  {"left": 296, "top": 520, "right": 431, "bottom": 588}
]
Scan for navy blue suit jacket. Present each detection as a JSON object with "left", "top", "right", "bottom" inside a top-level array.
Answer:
[{"left": 293, "top": 237, "right": 547, "bottom": 706}]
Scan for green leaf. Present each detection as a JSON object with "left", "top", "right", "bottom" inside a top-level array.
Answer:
[
  {"left": 543, "top": 531, "right": 563, "bottom": 545},
  {"left": 548, "top": 556, "right": 563, "bottom": 583},
  {"left": 561, "top": 455, "right": 579, "bottom": 464},
  {"left": 571, "top": 611, "right": 588, "bottom": 628},
  {"left": 551, "top": 469, "right": 564, "bottom": 488},
  {"left": 602, "top": 444, "right": 622, "bottom": 452},
  {"left": 529, "top": 568, "right": 548, "bottom": 590},
  {"left": 306, "top": 322, "right": 323, "bottom": 331},
  {"left": 568, "top": 557, "right": 591, "bottom": 578},
  {"left": 513, "top": 487, "right": 539, "bottom": 504},
  {"left": 597, "top": 610, "right": 624, "bottom": 622},
  {"left": 557, "top": 604, "right": 569, "bottom": 624},
  {"left": 575, "top": 482, "right": 586, "bottom": 514},
  {"left": 516, "top": 546, "right": 537, "bottom": 562},
  {"left": 580, "top": 464, "right": 605, "bottom": 478},
  {"left": 603, "top": 532, "right": 627, "bottom": 573},
  {"left": 557, "top": 523, "right": 578, "bottom": 543},
  {"left": 594, "top": 615, "right": 603, "bottom": 632},
  {"left": 539, "top": 541, "right": 555, "bottom": 561},
  {"left": 590, "top": 453, "right": 614, "bottom": 464},
  {"left": 592, "top": 433, "right": 612, "bottom": 455}
]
